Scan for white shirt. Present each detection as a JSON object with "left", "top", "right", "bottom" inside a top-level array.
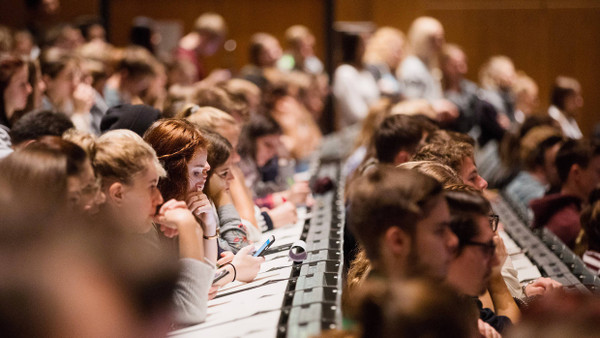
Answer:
[
  {"left": 399, "top": 55, "right": 443, "bottom": 101},
  {"left": 548, "top": 105, "right": 583, "bottom": 139},
  {"left": 333, "top": 64, "right": 380, "bottom": 129}
]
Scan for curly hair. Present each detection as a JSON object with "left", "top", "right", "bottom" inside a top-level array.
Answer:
[{"left": 411, "top": 140, "right": 474, "bottom": 173}]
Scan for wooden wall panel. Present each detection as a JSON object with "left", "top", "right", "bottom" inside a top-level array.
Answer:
[
  {"left": 108, "top": 0, "right": 324, "bottom": 73},
  {"left": 0, "top": 0, "right": 99, "bottom": 32},
  {"left": 1, "top": 0, "right": 597, "bottom": 135}
]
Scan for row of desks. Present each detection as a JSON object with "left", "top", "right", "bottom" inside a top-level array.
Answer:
[
  {"left": 492, "top": 194, "right": 600, "bottom": 294},
  {"left": 170, "top": 161, "right": 345, "bottom": 338}
]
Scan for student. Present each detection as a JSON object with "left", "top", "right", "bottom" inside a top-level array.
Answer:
[
  {"left": 103, "top": 46, "right": 157, "bottom": 108},
  {"left": 548, "top": 76, "right": 584, "bottom": 139},
  {"left": 0, "top": 141, "right": 70, "bottom": 226},
  {"left": 143, "top": 118, "right": 251, "bottom": 254},
  {"left": 581, "top": 189, "right": 600, "bottom": 274},
  {"left": 337, "top": 279, "right": 479, "bottom": 338},
  {"left": 399, "top": 17, "right": 445, "bottom": 101},
  {"left": 412, "top": 138, "right": 488, "bottom": 191},
  {"left": 363, "top": 27, "right": 405, "bottom": 100},
  {"left": 332, "top": 30, "right": 379, "bottom": 129},
  {"left": 239, "top": 32, "right": 282, "bottom": 90},
  {"left": 373, "top": 113, "right": 424, "bottom": 165},
  {"left": 504, "top": 126, "right": 563, "bottom": 216},
  {"left": 93, "top": 129, "right": 214, "bottom": 325},
  {"left": 184, "top": 106, "right": 298, "bottom": 238},
  {"left": 14, "top": 58, "right": 45, "bottom": 117},
  {"left": 175, "top": 12, "right": 228, "bottom": 82},
  {"left": 40, "top": 47, "right": 96, "bottom": 131},
  {"left": 0, "top": 54, "right": 32, "bottom": 158},
  {"left": 441, "top": 43, "right": 480, "bottom": 134},
  {"left": 9, "top": 110, "right": 73, "bottom": 149},
  {"left": 238, "top": 114, "right": 311, "bottom": 208},
  {"left": 278, "top": 25, "right": 324, "bottom": 75},
  {"left": 25, "top": 136, "right": 105, "bottom": 215},
  {"left": 201, "top": 129, "right": 251, "bottom": 252},
  {"left": 346, "top": 165, "right": 457, "bottom": 283},
  {"left": 445, "top": 187, "right": 519, "bottom": 334},
  {"left": 531, "top": 139, "right": 600, "bottom": 248}
]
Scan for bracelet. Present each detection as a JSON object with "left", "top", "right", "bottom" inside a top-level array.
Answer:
[
  {"left": 203, "top": 227, "right": 220, "bottom": 240},
  {"left": 226, "top": 262, "right": 237, "bottom": 282},
  {"left": 522, "top": 279, "right": 536, "bottom": 297}
]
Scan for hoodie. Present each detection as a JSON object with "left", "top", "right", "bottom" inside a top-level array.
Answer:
[{"left": 530, "top": 193, "right": 582, "bottom": 248}]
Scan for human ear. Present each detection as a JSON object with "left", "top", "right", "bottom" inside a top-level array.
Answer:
[
  {"left": 383, "top": 226, "right": 411, "bottom": 258},
  {"left": 571, "top": 164, "right": 583, "bottom": 181},
  {"left": 393, "top": 151, "right": 411, "bottom": 166},
  {"left": 107, "top": 182, "right": 125, "bottom": 206}
]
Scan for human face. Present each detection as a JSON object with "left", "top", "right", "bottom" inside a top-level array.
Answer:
[
  {"left": 255, "top": 134, "right": 280, "bottom": 167},
  {"left": 45, "top": 61, "right": 78, "bottom": 105},
  {"left": 579, "top": 155, "right": 600, "bottom": 201},
  {"left": 218, "top": 123, "right": 241, "bottom": 164},
  {"left": 543, "top": 143, "right": 561, "bottom": 187},
  {"left": 408, "top": 195, "right": 458, "bottom": 280},
  {"left": 443, "top": 49, "right": 467, "bottom": 80},
  {"left": 187, "top": 148, "right": 210, "bottom": 193},
  {"left": 34, "top": 64, "right": 46, "bottom": 109},
  {"left": 214, "top": 156, "right": 235, "bottom": 190},
  {"left": 259, "top": 37, "right": 282, "bottom": 67},
  {"left": 67, "top": 159, "right": 105, "bottom": 215},
  {"left": 564, "top": 90, "right": 584, "bottom": 116},
  {"left": 430, "top": 27, "right": 445, "bottom": 54},
  {"left": 460, "top": 157, "right": 488, "bottom": 191},
  {"left": 447, "top": 215, "right": 499, "bottom": 296},
  {"left": 4, "top": 65, "right": 32, "bottom": 118},
  {"left": 120, "top": 163, "right": 164, "bottom": 233}
]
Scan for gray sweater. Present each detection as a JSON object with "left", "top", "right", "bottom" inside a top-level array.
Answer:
[
  {"left": 144, "top": 229, "right": 215, "bottom": 326},
  {"left": 173, "top": 258, "right": 215, "bottom": 325},
  {"left": 216, "top": 203, "right": 250, "bottom": 254}
]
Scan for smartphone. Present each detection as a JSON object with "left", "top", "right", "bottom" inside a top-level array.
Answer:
[
  {"left": 213, "top": 269, "right": 230, "bottom": 284},
  {"left": 253, "top": 235, "right": 276, "bottom": 257}
]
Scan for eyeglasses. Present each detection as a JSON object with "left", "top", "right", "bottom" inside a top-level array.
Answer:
[
  {"left": 464, "top": 240, "right": 496, "bottom": 258},
  {"left": 489, "top": 214, "right": 499, "bottom": 232}
]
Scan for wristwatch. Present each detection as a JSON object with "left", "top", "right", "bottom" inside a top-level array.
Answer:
[
  {"left": 522, "top": 279, "right": 536, "bottom": 297},
  {"left": 203, "top": 227, "right": 220, "bottom": 240}
]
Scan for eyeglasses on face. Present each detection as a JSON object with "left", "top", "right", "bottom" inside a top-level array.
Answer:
[{"left": 489, "top": 214, "right": 499, "bottom": 232}]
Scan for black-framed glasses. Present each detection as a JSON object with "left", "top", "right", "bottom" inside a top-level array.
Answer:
[
  {"left": 489, "top": 214, "right": 499, "bottom": 232},
  {"left": 464, "top": 240, "right": 496, "bottom": 258}
]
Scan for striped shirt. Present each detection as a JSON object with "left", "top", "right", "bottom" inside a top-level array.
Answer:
[{"left": 582, "top": 250, "right": 600, "bottom": 275}]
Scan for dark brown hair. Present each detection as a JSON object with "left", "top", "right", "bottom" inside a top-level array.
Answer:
[
  {"left": 0, "top": 54, "right": 26, "bottom": 126},
  {"left": 200, "top": 129, "right": 232, "bottom": 196},
  {"left": 346, "top": 279, "right": 478, "bottom": 338},
  {"left": 348, "top": 165, "right": 443, "bottom": 262},
  {"left": 444, "top": 185, "right": 491, "bottom": 253},
  {"left": 412, "top": 140, "right": 474, "bottom": 173}
]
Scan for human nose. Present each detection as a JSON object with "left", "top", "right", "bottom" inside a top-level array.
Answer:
[
  {"left": 95, "top": 189, "right": 106, "bottom": 205},
  {"left": 478, "top": 176, "right": 488, "bottom": 191},
  {"left": 154, "top": 188, "right": 164, "bottom": 206},
  {"left": 232, "top": 151, "right": 241, "bottom": 164},
  {"left": 38, "top": 79, "right": 46, "bottom": 92},
  {"left": 446, "top": 228, "right": 459, "bottom": 256}
]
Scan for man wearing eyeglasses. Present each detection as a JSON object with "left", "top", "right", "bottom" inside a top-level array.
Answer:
[{"left": 445, "top": 188, "right": 519, "bottom": 335}]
